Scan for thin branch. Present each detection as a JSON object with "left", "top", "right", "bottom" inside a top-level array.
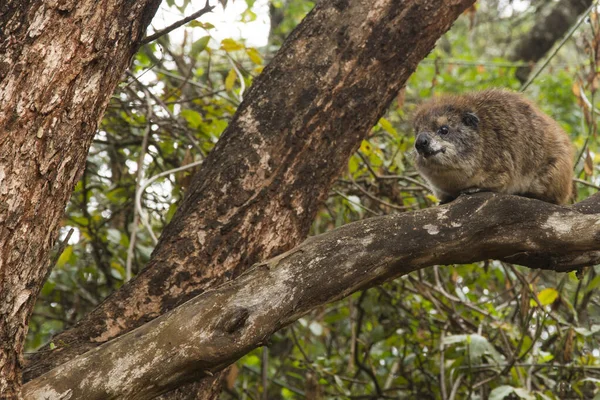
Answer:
[
  {"left": 448, "top": 374, "right": 464, "bottom": 400},
  {"left": 440, "top": 328, "right": 448, "bottom": 400},
  {"left": 261, "top": 347, "right": 269, "bottom": 400},
  {"left": 140, "top": 1, "right": 215, "bottom": 46},
  {"left": 574, "top": 178, "right": 600, "bottom": 191},
  {"left": 332, "top": 189, "right": 380, "bottom": 216},
  {"left": 136, "top": 159, "right": 204, "bottom": 244},
  {"left": 126, "top": 89, "right": 152, "bottom": 281},
  {"left": 227, "top": 54, "right": 246, "bottom": 102}
]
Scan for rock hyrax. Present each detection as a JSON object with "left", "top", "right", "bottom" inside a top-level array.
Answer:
[{"left": 412, "top": 89, "right": 574, "bottom": 205}]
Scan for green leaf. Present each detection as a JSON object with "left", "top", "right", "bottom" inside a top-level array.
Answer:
[
  {"left": 489, "top": 386, "right": 535, "bottom": 400},
  {"left": 40, "top": 281, "right": 56, "bottom": 297},
  {"left": 537, "top": 350, "right": 554, "bottom": 363},
  {"left": 56, "top": 245, "right": 73, "bottom": 268},
  {"left": 137, "top": 245, "right": 154, "bottom": 259},
  {"left": 513, "top": 388, "right": 536, "bottom": 400},
  {"left": 225, "top": 68, "right": 237, "bottom": 91},
  {"left": 348, "top": 155, "right": 359, "bottom": 175},
  {"left": 580, "top": 377, "right": 600, "bottom": 384},
  {"left": 574, "top": 324, "right": 600, "bottom": 337},
  {"left": 246, "top": 48, "right": 263, "bottom": 65},
  {"left": 111, "top": 262, "right": 125, "bottom": 280},
  {"left": 443, "top": 334, "right": 504, "bottom": 364},
  {"left": 530, "top": 288, "right": 558, "bottom": 307},
  {"left": 180, "top": 109, "right": 203, "bottom": 129},
  {"left": 107, "top": 228, "right": 122, "bottom": 245},
  {"left": 191, "top": 36, "right": 210, "bottom": 57},
  {"left": 586, "top": 275, "right": 600, "bottom": 292},
  {"left": 243, "top": 354, "right": 260, "bottom": 366},
  {"left": 378, "top": 117, "right": 397, "bottom": 136},
  {"left": 489, "top": 385, "right": 515, "bottom": 400},
  {"left": 518, "top": 335, "right": 532, "bottom": 358},
  {"left": 221, "top": 38, "right": 244, "bottom": 52},
  {"left": 241, "top": 8, "right": 257, "bottom": 22},
  {"left": 187, "top": 21, "right": 215, "bottom": 30},
  {"left": 360, "top": 140, "right": 372, "bottom": 156}
]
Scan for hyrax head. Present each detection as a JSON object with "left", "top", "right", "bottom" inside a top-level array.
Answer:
[{"left": 412, "top": 103, "right": 481, "bottom": 172}]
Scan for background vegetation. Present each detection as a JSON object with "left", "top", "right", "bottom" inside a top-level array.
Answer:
[{"left": 26, "top": 1, "right": 600, "bottom": 398}]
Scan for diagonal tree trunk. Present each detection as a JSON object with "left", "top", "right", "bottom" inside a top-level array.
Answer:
[
  {"left": 0, "top": 0, "right": 161, "bottom": 396},
  {"left": 23, "top": 1, "right": 476, "bottom": 398}
]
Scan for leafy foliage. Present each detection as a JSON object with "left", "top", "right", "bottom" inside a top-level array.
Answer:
[{"left": 27, "top": 1, "right": 600, "bottom": 399}]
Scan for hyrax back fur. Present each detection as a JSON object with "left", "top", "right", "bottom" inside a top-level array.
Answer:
[{"left": 412, "top": 89, "right": 573, "bottom": 205}]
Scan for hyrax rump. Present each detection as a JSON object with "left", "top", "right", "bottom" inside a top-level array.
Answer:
[{"left": 412, "top": 89, "right": 574, "bottom": 205}]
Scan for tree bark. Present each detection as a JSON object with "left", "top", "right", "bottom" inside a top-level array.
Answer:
[
  {"left": 0, "top": 0, "right": 160, "bottom": 396},
  {"left": 24, "top": 2, "right": 477, "bottom": 394},
  {"left": 22, "top": 192, "right": 600, "bottom": 399},
  {"left": 510, "top": 0, "right": 592, "bottom": 82}
]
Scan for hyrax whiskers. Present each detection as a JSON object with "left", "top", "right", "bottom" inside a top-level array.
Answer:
[{"left": 412, "top": 89, "right": 574, "bottom": 205}]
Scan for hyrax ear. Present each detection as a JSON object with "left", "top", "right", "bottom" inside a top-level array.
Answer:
[{"left": 462, "top": 112, "right": 479, "bottom": 128}]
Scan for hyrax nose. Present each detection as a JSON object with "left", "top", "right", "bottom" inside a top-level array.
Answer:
[{"left": 415, "top": 133, "right": 430, "bottom": 153}]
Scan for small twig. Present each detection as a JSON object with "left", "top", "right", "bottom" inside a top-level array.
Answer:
[
  {"left": 506, "top": 263, "right": 561, "bottom": 324},
  {"left": 575, "top": 87, "right": 596, "bottom": 173},
  {"left": 136, "top": 159, "right": 204, "bottom": 245},
  {"left": 448, "top": 373, "right": 464, "bottom": 400},
  {"left": 355, "top": 151, "right": 380, "bottom": 180},
  {"left": 41, "top": 228, "right": 76, "bottom": 309},
  {"left": 332, "top": 189, "right": 380, "bottom": 216},
  {"left": 261, "top": 347, "right": 268, "bottom": 400},
  {"left": 383, "top": 360, "right": 400, "bottom": 391},
  {"left": 578, "top": 86, "right": 600, "bottom": 116},
  {"left": 378, "top": 174, "right": 433, "bottom": 192},
  {"left": 574, "top": 177, "right": 600, "bottom": 191},
  {"left": 227, "top": 55, "right": 246, "bottom": 102},
  {"left": 140, "top": 1, "right": 215, "bottom": 46},
  {"left": 48, "top": 229, "right": 75, "bottom": 270},
  {"left": 126, "top": 88, "right": 152, "bottom": 281},
  {"left": 440, "top": 328, "right": 448, "bottom": 400},
  {"left": 420, "top": 59, "right": 531, "bottom": 68},
  {"left": 153, "top": 68, "right": 239, "bottom": 106},
  {"left": 418, "top": 276, "right": 498, "bottom": 321},
  {"left": 348, "top": 174, "right": 414, "bottom": 211},
  {"left": 290, "top": 325, "right": 312, "bottom": 364},
  {"left": 242, "top": 365, "right": 306, "bottom": 397}
]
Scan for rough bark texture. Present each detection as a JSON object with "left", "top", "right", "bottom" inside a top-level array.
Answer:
[
  {"left": 0, "top": 0, "right": 160, "bottom": 396},
  {"left": 24, "top": 0, "right": 476, "bottom": 391},
  {"left": 22, "top": 192, "right": 600, "bottom": 399},
  {"left": 510, "top": 0, "right": 592, "bottom": 82}
]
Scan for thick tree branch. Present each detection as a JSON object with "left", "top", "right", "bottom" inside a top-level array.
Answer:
[
  {"left": 23, "top": 193, "right": 600, "bottom": 398},
  {"left": 0, "top": 0, "right": 161, "bottom": 394}
]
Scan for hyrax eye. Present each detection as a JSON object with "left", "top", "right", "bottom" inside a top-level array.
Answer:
[{"left": 438, "top": 125, "right": 449, "bottom": 135}]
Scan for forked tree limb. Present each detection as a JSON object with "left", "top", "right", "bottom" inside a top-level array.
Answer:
[
  {"left": 24, "top": 0, "right": 477, "bottom": 388},
  {"left": 23, "top": 192, "right": 600, "bottom": 399}
]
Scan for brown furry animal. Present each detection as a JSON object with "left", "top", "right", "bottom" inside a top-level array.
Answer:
[{"left": 412, "top": 89, "right": 573, "bottom": 205}]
